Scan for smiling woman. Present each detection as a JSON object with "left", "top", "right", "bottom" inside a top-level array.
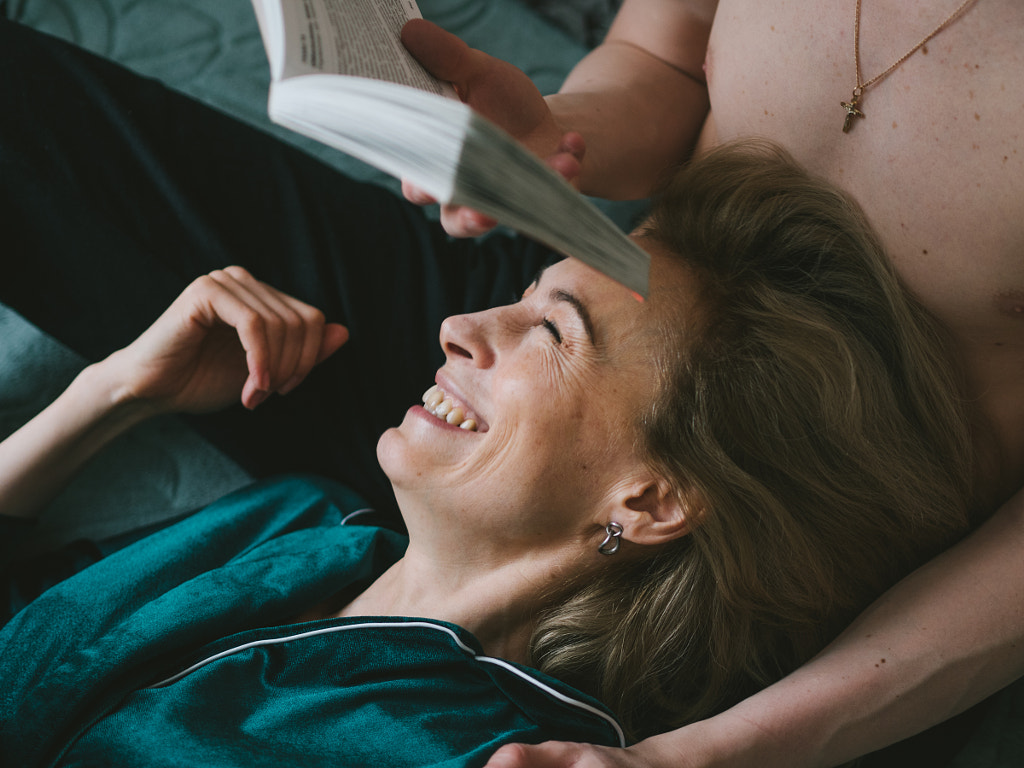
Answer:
[
  {"left": 0, "top": 141, "right": 974, "bottom": 765},
  {"left": 0, "top": 24, "right": 974, "bottom": 760}
]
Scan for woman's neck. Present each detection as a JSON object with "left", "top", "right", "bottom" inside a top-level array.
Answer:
[{"left": 333, "top": 545, "right": 581, "bottom": 663}]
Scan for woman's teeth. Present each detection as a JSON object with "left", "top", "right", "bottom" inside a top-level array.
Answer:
[{"left": 422, "top": 385, "right": 478, "bottom": 431}]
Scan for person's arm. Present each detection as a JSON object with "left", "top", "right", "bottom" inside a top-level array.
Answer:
[
  {"left": 0, "top": 267, "right": 347, "bottom": 520},
  {"left": 708, "top": 483, "right": 1024, "bottom": 766},
  {"left": 400, "top": 0, "right": 716, "bottom": 236},
  {"left": 548, "top": 0, "right": 716, "bottom": 200},
  {"left": 484, "top": 486, "right": 1024, "bottom": 768}
]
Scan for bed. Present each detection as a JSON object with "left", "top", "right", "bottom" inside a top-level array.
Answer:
[{"left": 1, "top": 1, "right": 1020, "bottom": 765}]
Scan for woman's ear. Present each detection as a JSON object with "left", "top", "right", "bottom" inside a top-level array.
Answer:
[{"left": 611, "top": 474, "right": 703, "bottom": 547}]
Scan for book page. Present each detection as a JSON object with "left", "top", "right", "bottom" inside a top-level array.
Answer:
[{"left": 272, "top": 0, "right": 453, "bottom": 96}]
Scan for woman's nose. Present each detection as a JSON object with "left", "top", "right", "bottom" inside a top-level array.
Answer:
[{"left": 439, "top": 311, "right": 496, "bottom": 368}]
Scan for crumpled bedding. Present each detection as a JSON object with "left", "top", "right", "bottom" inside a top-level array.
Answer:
[{"left": 5, "top": 0, "right": 594, "bottom": 189}]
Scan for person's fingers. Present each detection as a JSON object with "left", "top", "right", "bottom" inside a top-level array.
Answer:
[
  {"left": 402, "top": 178, "right": 439, "bottom": 206},
  {"left": 210, "top": 268, "right": 348, "bottom": 399},
  {"left": 403, "top": 19, "right": 546, "bottom": 133},
  {"left": 485, "top": 743, "right": 578, "bottom": 768},
  {"left": 439, "top": 204, "right": 498, "bottom": 238},
  {"left": 317, "top": 323, "right": 350, "bottom": 364},
  {"left": 401, "top": 19, "right": 473, "bottom": 85},
  {"left": 275, "top": 294, "right": 329, "bottom": 395},
  {"left": 407, "top": 177, "right": 497, "bottom": 236},
  {"left": 421, "top": 131, "right": 584, "bottom": 237},
  {"left": 557, "top": 131, "right": 587, "bottom": 161},
  {"left": 191, "top": 269, "right": 275, "bottom": 408},
  {"left": 213, "top": 267, "right": 347, "bottom": 399},
  {"left": 218, "top": 266, "right": 308, "bottom": 393},
  {"left": 483, "top": 743, "right": 532, "bottom": 768},
  {"left": 484, "top": 741, "right": 638, "bottom": 768},
  {"left": 206, "top": 267, "right": 296, "bottom": 404},
  {"left": 547, "top": 131, "right": 587, "bottom": 187}
]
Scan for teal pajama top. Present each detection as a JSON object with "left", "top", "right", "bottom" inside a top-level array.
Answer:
[{"left": 0, "top": 476, "right": 623, "bottom": 767}]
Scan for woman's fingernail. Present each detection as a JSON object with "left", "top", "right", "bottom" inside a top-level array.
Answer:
[{"left": 248, "top": 389, "right": 270, "bottom": 409}]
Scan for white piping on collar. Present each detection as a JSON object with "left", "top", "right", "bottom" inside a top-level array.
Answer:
[
  {"left": 146, "top": 619, "right": 626, "bottom": 747},
  {"left": 339, "top": 507, "right": 376, "bottom": 526}
]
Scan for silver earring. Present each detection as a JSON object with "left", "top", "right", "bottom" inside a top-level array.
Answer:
[{"left": 598, "top": 522, "right": 624, "bottom": 555}]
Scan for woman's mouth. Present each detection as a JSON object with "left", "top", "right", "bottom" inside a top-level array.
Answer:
[{"left": 421, "top": 384, "right": 482, "bottom": 432}]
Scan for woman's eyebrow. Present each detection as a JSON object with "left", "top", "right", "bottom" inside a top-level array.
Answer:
[{"left": 550, "top": 288, "right": 596, "bottom": 346}]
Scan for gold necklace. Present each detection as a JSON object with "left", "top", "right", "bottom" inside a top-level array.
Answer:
[{"left": 841, "top": 0, "right": 979, "bottom": 132}]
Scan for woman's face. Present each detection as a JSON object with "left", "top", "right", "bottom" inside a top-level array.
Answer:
[{"left": 377, "top": 249, "right": 687, "bottom": 558}]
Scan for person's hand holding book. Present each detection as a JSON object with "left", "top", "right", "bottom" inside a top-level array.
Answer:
[
  {"left": 250, "top": 1, "right": 650, "bottom": 297},
  {"left": 399, "top": 19, "right": 586, "bottom": 238}
]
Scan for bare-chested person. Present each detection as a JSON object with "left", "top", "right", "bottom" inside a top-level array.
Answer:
[{"left": 399, "top": 2, "right": 1024, "bottom": 765}]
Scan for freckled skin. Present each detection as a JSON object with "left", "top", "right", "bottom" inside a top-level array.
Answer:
[{"left": 376, "top": 251, "right": 690, "bottom": 563}]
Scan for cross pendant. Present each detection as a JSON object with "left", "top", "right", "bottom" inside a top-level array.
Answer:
[{"left": 841, "top": 93, "right": 864, "bottom": 133}]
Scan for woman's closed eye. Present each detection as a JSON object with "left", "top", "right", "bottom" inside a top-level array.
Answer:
[{"left": 542, "top": 317, "right": 562, "bottom": 344}]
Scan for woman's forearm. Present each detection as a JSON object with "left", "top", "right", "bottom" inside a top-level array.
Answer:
[
  {"left": 0, "top": 358, "right": 153, "bottom": 520},
  {"left": 636, "top": 486, "right": 1024, "bottom": 768},
  {"left": 0, "top": 269, "right": 348, "bottom": 521}
]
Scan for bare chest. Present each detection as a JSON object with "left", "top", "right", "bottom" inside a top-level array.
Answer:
[
  {"left": 704, "top": 0, "right": 1024, "bottom": 492},
  {"left": 707, "top": 0, "right": 1022, "bottom": 317}
]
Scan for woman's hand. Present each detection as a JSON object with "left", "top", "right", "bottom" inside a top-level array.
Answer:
[
  {"left": 399, "top": 19, "right": 585, "bottom": 238},
  {"left": 0, "top": 268, "right": 347, "bottom": 519},
  {"left": 107, "top": 266, "right": 348, "bottom": 415}
]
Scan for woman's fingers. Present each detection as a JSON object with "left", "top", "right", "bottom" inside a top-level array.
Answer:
[
  {"left": 213, "top": 267, "right": 306, "bottom": 396},
  {"left": 193, "top": 269, "right": 276, "bottom": 408},
  {"left": 276, "top": 295, "right": 329, "bottom": 395},
  {"left": 316, "top": 323, "right": 350, "bottom": 364},
  {"left": 199, "top": 267, "right": 346, "bottom": 408}
]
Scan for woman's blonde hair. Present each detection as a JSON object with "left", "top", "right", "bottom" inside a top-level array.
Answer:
[{"left": 531, "top": 141, "right": 976, "bottom": 740}]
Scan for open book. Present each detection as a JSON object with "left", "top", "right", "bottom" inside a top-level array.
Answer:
[{"left": 250, "top": 0, "right": 650, "bottom": 298}]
